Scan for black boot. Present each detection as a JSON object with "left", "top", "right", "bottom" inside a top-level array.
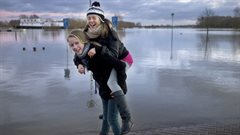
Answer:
[
  {"left": 121, "top": 119, "right": 134, "bottom": 135},
  {"left": 111, "top": 90, "right": 133, "bottom": 134}
]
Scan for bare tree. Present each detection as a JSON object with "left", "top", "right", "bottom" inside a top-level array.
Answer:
[
  {"left": 233, "top": 7, "right": 240, "bottom": 17},
  {"left": 68, "top": 19, "right": 86, "bottom": 29},
  {"left": 197, "top": 8, "right": 216, "bottom": 39},
  {"left": 233, "top": 7, "right": 240, "bottom": 29},
  {"left": 197, "top": 8, "right": 214, "bottom": 28},
  {"left": 199, "top": 8, "right": 215, "bottom": 56},
  {"left": 9, "top": 20, "right": 20, "bottom": 28},
  {"left": 135, "top": 22, "right": 142, "bottom": 27},
  {"left": 202, "top": 8, "right": 215, "bottom": 29}
]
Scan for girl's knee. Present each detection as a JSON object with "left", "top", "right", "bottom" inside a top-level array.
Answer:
[{"left": 107, "top": 79, "right": 117, "bottom": 85}]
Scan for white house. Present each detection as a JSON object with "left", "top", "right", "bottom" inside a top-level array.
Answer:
[{"left": 19, "top": 18, "right": 64, "bottom": 28}]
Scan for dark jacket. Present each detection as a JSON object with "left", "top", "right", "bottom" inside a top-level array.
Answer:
[{"left": 73, "top": 45, "right": 127, "bottom": 100}]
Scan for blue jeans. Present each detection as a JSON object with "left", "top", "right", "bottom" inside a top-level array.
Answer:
[{"left": 101, "top": 98, "right": 120, "bottom": 135}]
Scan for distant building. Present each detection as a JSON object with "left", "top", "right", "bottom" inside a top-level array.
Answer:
[{"left": 19, "top": 18, "right": 64, "bottom": 28}]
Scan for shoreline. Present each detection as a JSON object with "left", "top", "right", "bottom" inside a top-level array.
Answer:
[{"left": 1, "top": 119, "right": 240, "bottom": 135}]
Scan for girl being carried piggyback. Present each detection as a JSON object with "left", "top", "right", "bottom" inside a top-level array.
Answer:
[{"left": 84, "top": 1, "right": 134, "bottom": 135}]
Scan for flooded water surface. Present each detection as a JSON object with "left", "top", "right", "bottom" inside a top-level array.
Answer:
[{"left": 0, "top": 28, "right": 240, "bottom": 134}]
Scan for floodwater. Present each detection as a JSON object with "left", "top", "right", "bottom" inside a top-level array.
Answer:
[{"left": 0, "top": 28, "right": 240, "bottom": 135}]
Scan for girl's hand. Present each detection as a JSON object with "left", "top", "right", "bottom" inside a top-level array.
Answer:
[
  {"left": 88, "top": 48, "right": 96, "bottom": 58},
  {"left": 78, "top": 64, "right": 85, "bottom": 74}
]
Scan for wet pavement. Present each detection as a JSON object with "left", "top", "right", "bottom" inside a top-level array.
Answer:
[{"left": 1, "top": 29, "right": 240, "bottom": 135}]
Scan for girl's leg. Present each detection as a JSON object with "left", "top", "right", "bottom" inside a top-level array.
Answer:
[
  {"left": 107, "top": 99, "right": 121, "bottom": 135},
  {"left": 100, "top": 98, "right": 110, "bottom": 135},
  {"left": 107, "top": 66, "right": 133, "bottom": 134},
  {"left": 107, "top": 68, "right": 122, "bottom": 92},
  {"left": 107, "top": 61, "right": 130, "bottom": 94}
]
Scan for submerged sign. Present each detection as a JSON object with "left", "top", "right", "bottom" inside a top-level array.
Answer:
[
  {"left": 112, "top": 16, "right": 118, "bottom": 30},
  {"left": 63, "top": 18, "right": 69, "bottom": 29}
]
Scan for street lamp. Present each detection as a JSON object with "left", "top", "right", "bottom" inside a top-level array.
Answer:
[{"left": 170, "top": 13, "right": 174, "bottom": 60}]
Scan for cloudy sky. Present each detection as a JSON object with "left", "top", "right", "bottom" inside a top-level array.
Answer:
[{"left": 0, "top": 0, "right": 239, "bottom": 25}]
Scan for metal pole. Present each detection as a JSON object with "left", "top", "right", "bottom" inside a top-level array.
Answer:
[
  {"left": 66, "top": 43, "right": 69, "bottom": 69},
  {"left": 89, "top": 0, "right": 92, "bottom": 6},
  {"left": 170, "top": 13, "right": 174, "bottom": 60}
]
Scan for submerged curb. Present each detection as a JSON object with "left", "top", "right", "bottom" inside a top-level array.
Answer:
[
  {"left": 128, "top": 120, "right": 240, "bottom": 135},
  {"left": 83, "top": 120, "right": 240, "bottom": 135}
]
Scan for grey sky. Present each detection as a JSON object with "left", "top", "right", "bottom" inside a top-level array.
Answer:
[{"left": 0, "top": 0, "right": 239, "bottom": 25}]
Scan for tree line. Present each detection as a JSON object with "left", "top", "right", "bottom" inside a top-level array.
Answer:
[
  {"left": 0, "top": 14, "right": 141, "bottom": 29},
  {"left": 1, "top": 6, "right": 240, "bottom": 29},
  {"left": 67, "top": 18, "right": 140, "bottom": 29},
  {"left": 196, "top": 16, "right": 240, "bottom": 28},
  {"left": 196, "top": 7, "right": 240, "bottom": 29}
]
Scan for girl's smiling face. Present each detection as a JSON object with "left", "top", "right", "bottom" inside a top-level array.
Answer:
[
  {"left": 87, "top": 15, "right": 101, "bottom": 29},
  {"left": 67, "top": 36, "right": 84, "bottom": 55}
]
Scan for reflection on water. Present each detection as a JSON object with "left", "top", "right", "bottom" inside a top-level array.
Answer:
[
  {"left": 197, "top": 30, "right": 240, "bottom": 61},
  {"left": 86, "top": 73, "right": 96, "bottom": 108},
  {"left": 0, "top": 29, "right": 240, "bottom": 134},
  {"left": 64, "top": 39, "right": 70, "bottom": 79}
]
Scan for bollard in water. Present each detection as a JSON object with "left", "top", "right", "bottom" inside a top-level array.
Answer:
[
  {"left": 87, "top": 99, "right": 96, "bottom": 108},
  {"left": 64, "top": 68, "right": 70, "bottom": 79}
]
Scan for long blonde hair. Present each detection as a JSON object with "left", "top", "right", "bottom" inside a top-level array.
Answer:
[{"left": 84, "top": 19, "right": 113, "bottom": 39}]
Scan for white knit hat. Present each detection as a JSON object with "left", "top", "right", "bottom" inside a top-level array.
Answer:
[{"left": 87, "top": 1, "right": 105, "bottom": 21}]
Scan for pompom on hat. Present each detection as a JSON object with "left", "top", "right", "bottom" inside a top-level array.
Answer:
[{"left": 87, "top": 1, "right": 105, "bottom": 21}]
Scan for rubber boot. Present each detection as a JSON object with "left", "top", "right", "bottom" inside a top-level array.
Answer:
[{"left": 111, "top": 90, "right": 133, "bottom": 134}]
